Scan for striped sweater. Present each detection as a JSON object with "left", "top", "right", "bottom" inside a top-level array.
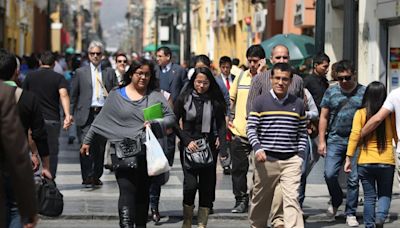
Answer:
[{"left": 247, "top": 92, "right": 308, "bottom": 158}]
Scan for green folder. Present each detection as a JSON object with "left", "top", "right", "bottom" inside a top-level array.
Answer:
[{"left": 143, "top": 103, "right": 163, "bottom": 121}]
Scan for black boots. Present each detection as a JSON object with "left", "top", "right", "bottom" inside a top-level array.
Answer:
[
  {"left": 118, "top": 206, "right": 134, "bottom": 228},
  {"left": 231, "top": 195, "right": 249, "bottom": 213}
]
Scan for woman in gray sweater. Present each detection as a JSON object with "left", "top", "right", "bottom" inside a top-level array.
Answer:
[{"left": 80, "top": 59, "right": 175, "bottom": 228}]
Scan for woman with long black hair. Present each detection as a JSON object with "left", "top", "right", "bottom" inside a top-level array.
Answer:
[
  {"left": 80, "top": 59, "right": 175, "bottom": 228},
  {"left": 174, "top": 67, "right": 227, "bottom": 228},
  {"left": 345, "top": 81, "right": 397, "bottom": 228}
]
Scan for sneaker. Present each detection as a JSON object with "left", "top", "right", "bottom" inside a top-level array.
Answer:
[
  {"left": 346, "top": 215, "right": 359, "bottom": 227},
  {"left": 231, "top": 202, "right": 248, "bottom": 213},
  {"left": 326, "top": 205, "right": 338, "bottom": 221}
]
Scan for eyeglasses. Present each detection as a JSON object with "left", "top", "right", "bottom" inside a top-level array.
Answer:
[
  {"left": 272, "top": 76, "right": 291, "bottom": 83},
  {"left": 89, "top": 52, "right": 102, "bottom": 56},
  {"left": 134, "top": 72, "right": 151, "bottom": 78},
  {"left": 337, "top": 75, "right": 352, "bottom": 82},
  {"left": 117, "top": 60, "right": 127, "bottom": 63},
  {"left": 194, "top": 80, "right": 210, "bottom": 86},
  {"left": 274, "top": 56, "right": 289, "bottom": 60}
]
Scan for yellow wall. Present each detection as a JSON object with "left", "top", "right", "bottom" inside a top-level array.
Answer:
[
  {"left": 5, "top": 0, "right": 34, "bottom": 55},
  {"left": 192, "top": 0, "right": 256, "bottom": 67}
]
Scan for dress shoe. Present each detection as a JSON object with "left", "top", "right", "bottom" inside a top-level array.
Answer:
[
  {"left": 151, "top": 208, "right": 160, "bottom": 223},
  {"left": 93, "top": 178, "right": 103, "bottom": 186},
  {"left": 82, "top": 178, "right": 94, "bottom": 188}
]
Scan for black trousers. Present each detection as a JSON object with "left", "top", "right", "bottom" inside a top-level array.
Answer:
[
  {"left": 115, "top": 155, "right": 150, "bottom": 226},
  {"left": 230, "top": 136, "right": 252, "bottom": 199},
  {"left": 79, "top": 111, "right": 106, "bottom": 181}
]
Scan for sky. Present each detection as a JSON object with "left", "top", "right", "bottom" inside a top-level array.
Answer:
[{"left": 99, "top": 0, "right": 129, "bottom": 51}]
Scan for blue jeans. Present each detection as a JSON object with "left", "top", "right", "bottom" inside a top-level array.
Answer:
[
  {"left": 299, "top": 136, "right": 319, "bottom": 207},
  {"left": 324, "top": 143, "right": 359, "bottom": 216},
  {"left": 358, "top": 164, "right": 394, "bottom": 228},
  {"left": 149, "top": 172, "right": 169, "bottom": 209}
]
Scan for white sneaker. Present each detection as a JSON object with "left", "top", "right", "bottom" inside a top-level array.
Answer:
[
  {"left": 346, "top": 215, "right": 359, "bottom": 227},
  {"left": 326, "top": 205, "right": 338, "bottom": 221}
]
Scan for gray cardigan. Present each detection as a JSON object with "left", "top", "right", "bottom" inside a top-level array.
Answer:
[{"left": 83, "top": 88, "right": 175, "bottom": 145}]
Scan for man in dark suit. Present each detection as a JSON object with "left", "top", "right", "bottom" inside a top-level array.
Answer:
[
  {"left": 150, "top": 46, "right": 187, "bottom": 222},
  {"left": 70, "top": 40, "right": 117, "bottom": 187},
  {"left": 0, "top": 82, "right": 38, "bottom": 228},
  {"left": 155, "top": 46, "right": 188, "bottom": 103}
]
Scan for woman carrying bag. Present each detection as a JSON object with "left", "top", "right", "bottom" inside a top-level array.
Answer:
[
  {"left": 80, "top": 59, "right": 175, "bottom": 228},
  {"left": 344, "top": 81, "right": 397, "bottom": 228},
  {"left": 174, "top": 67, "right": 227, "bottom": 228}
]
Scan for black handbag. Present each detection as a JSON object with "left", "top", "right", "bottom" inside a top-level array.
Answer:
[
  {"left": 111, "top": 136, "right": 144, "bottom": 170},
  {"left": 183, "top": 138, "right": 214, "bottom": 170},
  {"left": 37, "top": 177, "right": 64, "bottom": 217}
]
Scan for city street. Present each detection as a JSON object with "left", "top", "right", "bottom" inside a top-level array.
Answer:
[{"left": 36, "top": 130, "right": 400, "bottom": 227}]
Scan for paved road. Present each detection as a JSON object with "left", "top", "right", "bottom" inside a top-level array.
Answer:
[{"left": 36, "top": 130, "right": 400, "bottom": 227}]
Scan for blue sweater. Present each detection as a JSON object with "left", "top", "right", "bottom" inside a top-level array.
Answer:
[{"left": 247, "top": 92, "right": 308, "bottom": 159}]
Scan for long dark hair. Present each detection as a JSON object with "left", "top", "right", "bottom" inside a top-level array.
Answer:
[
  {"left": 181, "top": 67, "right": 226, "bottom": 112},
  {"left": 122, "top": 58, "right": 157, "bottom": 92},
  {"left": 361, "top": 81, "right": 387, "bottom": 152}
]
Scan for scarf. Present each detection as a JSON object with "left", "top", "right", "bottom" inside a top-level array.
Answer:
[{"left": 183, "top": 91, "right": 212, "bottom": 133}]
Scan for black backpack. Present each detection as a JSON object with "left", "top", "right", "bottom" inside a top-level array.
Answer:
[{"left": 37, "top": 177, "right": 64, "bottom": 217}]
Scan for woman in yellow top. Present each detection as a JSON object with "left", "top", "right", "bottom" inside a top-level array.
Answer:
[{"left": 344, "top": 81, "right": 397, "bottom": 228}]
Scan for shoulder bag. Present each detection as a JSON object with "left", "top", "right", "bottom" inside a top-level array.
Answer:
[
  {"left": 183, "top": 137, "right": 214, "bottom": 170},
  {"left": 110, "top": 135, "right": 144, "bottom": 170}
]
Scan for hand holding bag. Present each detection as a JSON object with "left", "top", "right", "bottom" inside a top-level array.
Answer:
[
  {"left": 145, "top": 126, "right": 170, "bottom": 176},
  {"left": 184, "top": 138, "right": 214, "bottom": 170},
  {"left": 37, "top": 177, "right": 64, "bottom": 217}
]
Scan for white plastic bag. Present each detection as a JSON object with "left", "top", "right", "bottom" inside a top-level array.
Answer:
[{"left": 145, "top": 126, "right": 170, "bottom": 176}]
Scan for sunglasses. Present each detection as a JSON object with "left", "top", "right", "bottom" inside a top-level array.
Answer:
[
  {"left": 337, "top": 76, "right": 352, "bottom": 82},
  {"left": 274, "top": 56, "right": 289, "bottom": 60},
  {"left": 89, "top": 52, "right": 102, "bottom": 56},
  {"left": 117, "top": 60, "right": 127, "bottom": 63}
]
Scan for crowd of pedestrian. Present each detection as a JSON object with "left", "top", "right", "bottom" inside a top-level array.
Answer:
[{"left": 1, "top": 39, "right": 400, "bottom": 228}]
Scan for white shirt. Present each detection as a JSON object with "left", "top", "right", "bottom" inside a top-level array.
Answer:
[
  {"left": 269, "top": 89, "right": 289, "bottom": 104},
  {"left": 161, "top": 62, "right": 172, "bottom": 73},
  {"left": 90, "top": 63, "right": 106, "bottom": 107},
  {"left": 220, "top": 74, "right": 234, "bottom": 89},
  {"left": 382, "top": 87, "right": 400, "bottom": 152}
]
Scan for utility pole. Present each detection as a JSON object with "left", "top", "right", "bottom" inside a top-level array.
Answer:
[
  {"left": 315, "top": 0, "right": 325, "bottom": 54},
  {"left": 184, "top": 0, "right": 190, "bottom": 64}
]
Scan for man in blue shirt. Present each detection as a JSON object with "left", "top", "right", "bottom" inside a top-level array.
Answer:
[{"left": 318, "top": 60, "right": 366, "bottom": 227}]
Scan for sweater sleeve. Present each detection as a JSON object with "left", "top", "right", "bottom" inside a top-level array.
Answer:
[
  {"left": 346, "top": 110, "right": 364, "bottom": 157},
  {"left": 246, "top": 96, "right": 262, "bottom": 152}
]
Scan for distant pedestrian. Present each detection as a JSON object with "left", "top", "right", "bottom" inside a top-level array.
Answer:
[
  {"left": 80, "top": 59, "right": 175, "bottom": 227},
  {"left": 345, "top": 81, "right": 397, "bottom": 228},
  {"left": 230, "top": 57, "right": 243, "bottom": 78},
  {"left": 318, "top": 60, "right": 365, "bottom": 227},
  {"left": 70, "top": 40, "right": 117, "bottom": 187},
  {"left": 247, "top": 63, "right": 307, "bottom": 228},
  {"left": 174, "top": 67, "right": 227, "bottom": 228},
  {"left": 23, "top": 50, "right": 72, "bottom": 178}
]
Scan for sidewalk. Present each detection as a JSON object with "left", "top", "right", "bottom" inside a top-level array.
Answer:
[{"left": 45, "top": 131, "right": 400, "bottom": 227}]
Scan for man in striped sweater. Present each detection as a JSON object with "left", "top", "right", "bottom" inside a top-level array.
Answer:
[{"left": 247, "top": 63, "right": 307, "bottom": 228}]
